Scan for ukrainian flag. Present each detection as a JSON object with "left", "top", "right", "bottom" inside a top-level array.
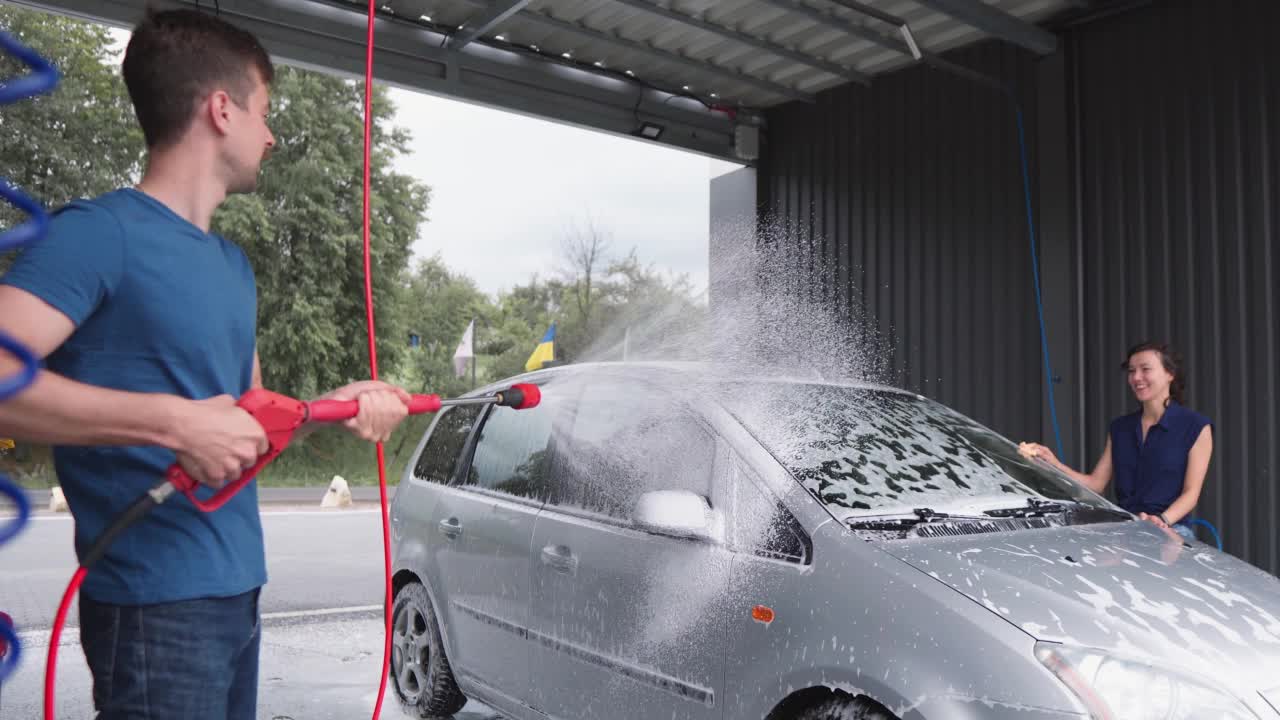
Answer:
[{"left": 525, "top": 322, "right": 556, "bottom": 372}]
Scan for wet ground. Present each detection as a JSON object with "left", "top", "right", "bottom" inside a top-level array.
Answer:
[
  {"left": 2, "top": 612, "right": 505, "bottom": 719},
  {"left": 0, "top": 505, "right": 505, "bottom": 718}
]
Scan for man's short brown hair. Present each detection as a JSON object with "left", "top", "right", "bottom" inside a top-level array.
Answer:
[{"left": 122, "top": 7, "right": 274, "bottom": 149}]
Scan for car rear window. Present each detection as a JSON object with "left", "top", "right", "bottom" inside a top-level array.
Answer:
[{"left": 413, "top": 404, "right": 483, "bottom": 484}]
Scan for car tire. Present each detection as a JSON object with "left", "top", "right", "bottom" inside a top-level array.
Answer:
[
  {"left": 794, "top": 694, "right": 899, "bottom": 720},
  {"left": 390, "top": 581, "right": 467, "bottom": 718}
]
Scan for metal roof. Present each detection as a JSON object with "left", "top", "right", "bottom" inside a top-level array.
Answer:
[
  {"left": 345, "top": 0, "right": 1073, "bottom": 107},
  {"left": 15, "top": 0, "right": 1077, "bottom": 161}
]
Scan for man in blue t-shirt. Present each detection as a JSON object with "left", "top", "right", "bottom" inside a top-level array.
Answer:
[{"left": 0, "top": 9, "right": 412, "bottom": 718}]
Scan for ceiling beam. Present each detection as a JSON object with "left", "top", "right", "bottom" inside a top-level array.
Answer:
[
  {"left": 760, "top": 0, "right": 1031, "bottom": 94},
  {"left": 907, "top": 0, "right": 1058, "bottom": 55},
  {"left": 9, "top": 0, "right": 746, "bottom": 161},
  {"left": 757, "top": 0, "right": 909, "bottom": 56},
  {"left": 608, "top": 0, "right": 869, "bottom": 86},
  {"left": 448, "top": 0, "right": 531, "bottom": 50},
  {"left": 516, "top": 8, "right": 816, "bottom": 103}
]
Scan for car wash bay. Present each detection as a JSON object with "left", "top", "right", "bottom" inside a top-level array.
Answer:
[
  {"left": 718, "top": 0, "right": 1280, "bottom": 578},
  {"left": 18, "top": 0, "right": 1277, "bottom": 576}
]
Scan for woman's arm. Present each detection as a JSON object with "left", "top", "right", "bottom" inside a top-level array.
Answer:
[
  {"left": 1159, "top": 425, "right": 1213, "bottom": 526},
  {"left": 1019, "top": 436, "right": 1113, "bottom": 495}
]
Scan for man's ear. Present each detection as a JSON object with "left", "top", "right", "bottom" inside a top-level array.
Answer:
[{"left": 206, "top": 90, "right": 234, "bottom": 136}]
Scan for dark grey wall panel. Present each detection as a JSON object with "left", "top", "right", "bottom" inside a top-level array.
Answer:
[
  {"left": 1070, "top": 0, "right": 1280, "bottom": 573},
  {"left": 758, "top": 42, "right": 1047, "bottom": 444},
  {"left": 754, "top": 0, "right": 1280, "bottom": 576}
]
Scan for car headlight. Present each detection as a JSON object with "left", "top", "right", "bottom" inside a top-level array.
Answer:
[{"left": 1035, "top": 642, "right": 1257, "bottom": 720}]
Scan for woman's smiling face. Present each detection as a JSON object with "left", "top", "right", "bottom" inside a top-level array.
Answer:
[{"left": 1127, "top": 349, "right": 1174, "bottom": 404}]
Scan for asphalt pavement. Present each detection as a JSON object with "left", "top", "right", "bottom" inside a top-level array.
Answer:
[{"left": 0, "top": 502, "right": 505, "bottom": 719}]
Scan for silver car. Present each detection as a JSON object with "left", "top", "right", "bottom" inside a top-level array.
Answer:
[{"left": 388, "top": 362, "right": 1280, "bottom": 719}]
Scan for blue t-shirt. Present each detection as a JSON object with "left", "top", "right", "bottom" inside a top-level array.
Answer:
[
  {"left": 1, "top": 188, "right": 265, "bottom": 605},
  {"left": 1109, "top": 401, "right": 1213, "bottom": 518}
]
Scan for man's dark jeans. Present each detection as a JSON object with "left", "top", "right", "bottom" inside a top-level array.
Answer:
[{"left": 78, "top": 588, "right": 261, "bottom": 720}]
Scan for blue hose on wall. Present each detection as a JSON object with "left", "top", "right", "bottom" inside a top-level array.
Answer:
[
  {"left": 0, "top": 27, "right": 61, "bottom": 683},
  {"left": 909, "top": 50, "right": 1066, "bottom": 462},
  {"left": 1012, "top": 105, "right": 1065, "bottom": 463}
]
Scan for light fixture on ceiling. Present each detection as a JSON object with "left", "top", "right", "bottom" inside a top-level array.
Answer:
[{"left": 633, "top": 121, "right": 664, "bottom": 140}]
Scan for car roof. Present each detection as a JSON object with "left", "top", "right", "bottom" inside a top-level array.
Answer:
[{"left": 476, "top": 360, "right": 919, "bottom": 400}]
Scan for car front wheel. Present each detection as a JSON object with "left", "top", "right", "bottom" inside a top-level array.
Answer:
[
  {"left": 390, "top": 581, "right": 466, "bottom": 718},
  {"left": 794, "top": 693, "right": 899, "bottom": 720}
]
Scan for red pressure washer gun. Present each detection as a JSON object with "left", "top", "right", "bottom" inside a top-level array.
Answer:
[
  {"left": 160, "top": 383, "right": 540, "bottom": 512},
  {"left": 44, "top": 383, "right": 540, "bottom": 720}
]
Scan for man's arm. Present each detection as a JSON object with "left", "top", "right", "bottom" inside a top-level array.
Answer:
[
  {"left": 0, "top": 286, "right": 268, "bottom": 485},
  {"left": 0, "top": 286, "right": 184, "bottom": 447}
]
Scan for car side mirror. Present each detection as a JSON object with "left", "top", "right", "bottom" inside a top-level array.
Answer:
[{"left": 633, "top": 490, "right": 723, "bottom": 543}]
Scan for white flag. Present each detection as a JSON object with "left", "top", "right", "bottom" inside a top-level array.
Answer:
[{"left": 452, "top": 320, "right": 474, "bottom": 378}]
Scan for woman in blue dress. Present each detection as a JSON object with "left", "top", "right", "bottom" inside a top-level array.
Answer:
[{"left": 1021, "top": 341, "right": 1214, "bottom": 542}]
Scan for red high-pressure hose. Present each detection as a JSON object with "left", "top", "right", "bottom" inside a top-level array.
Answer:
[
  {"left": 36, "top": 5, "right": 549, "bottom": 718},
  {"left": 43, "top": 4, "right": 390, "bottom": 717},
  {"left": 37, "top": 4, "right": 554, "bottom": 716},
  {"left": 358, "top": 1, "right": 397, "bottom": 717}
]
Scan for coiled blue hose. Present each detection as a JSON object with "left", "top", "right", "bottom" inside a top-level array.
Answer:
[
  {"left": 0, "top": 27, "right": 61, "bottom": 684},
  {"left": 1188, "top": 518, "right": 1223, "bottom": 551}
]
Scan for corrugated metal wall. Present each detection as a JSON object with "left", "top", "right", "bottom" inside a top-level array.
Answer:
[
  {"left": 756, "top": 0, "right": 1280, "bottom": 575},
  {"left": 758, "top": 42, "right": 1046, "bottom": 444},
  {"left": 1071, "top": 0, "right": 1280, "bottom": 573}
]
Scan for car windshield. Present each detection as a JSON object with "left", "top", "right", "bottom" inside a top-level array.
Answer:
[{"left": 719, "top": 382, "right": 1113, "bottom": 519}]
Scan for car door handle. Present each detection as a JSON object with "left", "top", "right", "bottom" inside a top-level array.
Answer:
[
  {"left": 540, "top": 544, "right": 578, "bottom": 574},
  {"left": 438, "top": 517, "right": 462, "bottom": 539}
]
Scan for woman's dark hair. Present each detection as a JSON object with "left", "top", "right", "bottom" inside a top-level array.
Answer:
[{"left": 1121, "top": 340, "right": 1185, "bottom": 406}]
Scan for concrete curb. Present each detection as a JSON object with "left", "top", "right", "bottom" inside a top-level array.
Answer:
[{"left": 23, "top": 485, "right": 396, "bottom": 509}]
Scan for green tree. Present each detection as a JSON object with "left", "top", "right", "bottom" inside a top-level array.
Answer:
[
  {"left": 589, "top": 250, "right": 706, "bottom": 362},
  {"left": 0, "top": 6, "right": 144, "bottom": 271},
  {"left": 490, "top": 222, "right": 708, "bottom": 375},
  {"left": 489, "top": 275, "right": 564, "bottom": 379},
  {"left": 215, "top": 66, "right": 430, "bottom": 400},
  {"left": 400, "top": 254, "right": 489, "bottom": 396}
]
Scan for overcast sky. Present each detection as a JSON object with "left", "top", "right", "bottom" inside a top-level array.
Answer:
[{"left": 388, "top": 88, "right": 743, "bottom": 298}]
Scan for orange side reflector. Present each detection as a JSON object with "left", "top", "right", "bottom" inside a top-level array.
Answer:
[{"left": 752, "top": 605, "right": 775, "bottom": 624}]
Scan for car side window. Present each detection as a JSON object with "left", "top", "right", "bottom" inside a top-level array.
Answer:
[
  {"left": 413, "top": 405, "right": 483, "bottom": 484},
  {"left": 730, "top": 460, "right": 810, "bottom": 564},
  {"left": 461, "top": 397, "right": 555, "bottom": 502},
  {"left": 549, "top": 381, "right": 715, "bottom": 521}
]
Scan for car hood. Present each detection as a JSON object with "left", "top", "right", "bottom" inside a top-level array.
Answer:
[{"left": 874, "top": 520, "right": 1280, "bottom": 697}]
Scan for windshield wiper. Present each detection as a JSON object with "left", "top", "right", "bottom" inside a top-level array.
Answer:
[
  {"left": 983, "top": 498, "right": 1072, "bottom": 518},
  {"left": 846, "top": 507, "right": 992, "bottom": 530},
  {"left": 983, "top": 497, "right": 1130, "bottom": 522}
]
